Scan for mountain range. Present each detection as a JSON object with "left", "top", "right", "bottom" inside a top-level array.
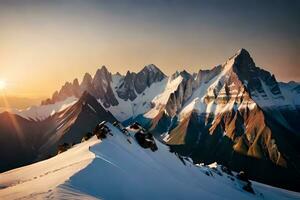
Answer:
[{"left": 0, "top": 49, "right": 299, "bottom": 196}]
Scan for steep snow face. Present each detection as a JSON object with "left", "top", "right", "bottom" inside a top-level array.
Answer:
[
  {"left": 0, "top": 122, "right": 299, "bottom": 200},
  {"left": 144, "top": 75, "right": 183, "bottom": 118},
  {"left": 158, "top": 52, "right": 255, "bottom": 121},
  {"left": 143, "top": 49, "right": 258, "bottom": 122},
  {"left": 278, "top": 82, "right": 300, "bottom": 108},
  {"left": 1, "top": 97, "right": 78, "bottom": 121}
]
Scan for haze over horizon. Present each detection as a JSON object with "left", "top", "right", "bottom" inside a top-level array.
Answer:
[{"left": 0, "top": 0, "right": 299, "bottom": 99}]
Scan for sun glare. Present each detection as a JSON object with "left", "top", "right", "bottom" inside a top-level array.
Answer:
[{"left": 0, "top": 80, "right": 6, "bottom": 90}]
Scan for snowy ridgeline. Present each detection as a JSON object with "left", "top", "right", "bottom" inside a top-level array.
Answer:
[
  {"left": 0, "top": 122, "right": 299, "bottom": 200},
  {"left": 0, "top": 97, "right": 78, "bottom": 121}
]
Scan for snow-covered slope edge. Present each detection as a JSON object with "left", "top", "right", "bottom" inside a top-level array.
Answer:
[
  {"left": 1, "top": 122, "right": 299, "bottom": 200},
  {"left": 0, "top": 137, "right": 99, "bottom": 200}
]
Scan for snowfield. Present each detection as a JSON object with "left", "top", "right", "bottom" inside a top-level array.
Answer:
[{"left": 0, "top": 123, "right": 299, "bottom": 200}]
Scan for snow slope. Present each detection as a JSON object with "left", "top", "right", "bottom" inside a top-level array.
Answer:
[
  {"left": 0, "top": 137, "right": 99, "bottom": 200},
  {"left": 279, "top": 82, "right": 300, "bottom": 108},
  {"left": 144, "top": 75, "right": 183, "bottom": 118},
  {"left": 1, "top": 122, "right": 299, "bottom": 200}
]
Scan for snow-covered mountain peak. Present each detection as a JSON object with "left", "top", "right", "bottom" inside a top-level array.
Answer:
[
  {"left": 222, "top": 48, "right": 255, "bottom": 73},
  {"left": 179, "top": 70, "right": 193, "bottom": 80},
  {"left": 236, "top": 48, "right": 251, "bottom": 57},
  {"left": 143, "top": 64, "right": 161, "bottom": 72}
]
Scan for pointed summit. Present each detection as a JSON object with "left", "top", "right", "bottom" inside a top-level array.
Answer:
[
  {"left": 141, "top": 64, "right": 166, "bottom": 78},
  {"left": 179, "top": 70, "right": 192, "bottom": 80},
  {"left": 72, "top": 78, "right": 81, "bottom": 97},
  {"left": 98, "top": 65, "right": 109, "bottom": 73},
  {"left": 81, "top": 72, "right": 93, "bottom": 91},
  {"left": 236, "top": 48, "right": 250, "bottom": 56},
  {"left": 81, "top": 73, "right": 92, "bottom": 85},
  {"left": 233, "top": 48, "right": 255, "bottom": 67},
  {"left": 72, "top": 78, "right": 79, "bottom": 87},
  {"left": 93, "top": 65, "right": 112, "bottom": 85},
  {"left": 135, "top": 64, "right": 166, "bottom": 94},
  {"left": 223, "top": 48, "right": 256, "bottom": 73},
  {"left": 143, "top": 64, "right": 160, "bottom": 73}
]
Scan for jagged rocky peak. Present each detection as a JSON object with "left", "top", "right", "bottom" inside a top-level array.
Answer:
[
  {"left": 42, "top": 80, "right": 78, "bottom": 104},
  {"left": 92, "top": 66, "right": 112, "bottom": 91},
  {"left": 164, "top": 70, "right": 197, "bottom": 117},
  {"left": 115, "top": 65, "right": 166, "bottom": 101},
  {"left": 196, "top": 65, "right": 222, "bottom": 84},
  {"left": 142, "top": 64, "right": 161, "bottom": 72},
  {"left": 229, "top": 49, "right": 283, "bottom": 100},
  {"left": 81, "top": 72, "right": 93, "bottom": 89},
  {"left": 198, "top": 49, "right": 283, "bottom": 106},
  {"left": 94, "top": 65, "right": 110, "bottom": 79},
  {"left": 91, "top": 65, "right": 118, "bottom": 107},
  {"left": 72, "top": 78, "right": 79, "bottom": 87},
  {"left": 79, "top": 72, "right": 94, "bottom": 98},
  {"left": 71, "top": 78, "right": 81, "bottom": 97},
  {"left": 60, "top": 81, "right": 78, "bottom": 97},
  {"left": 229, "top": 48, "right": 256, "bottom": 74},
  {"left": 170, "top": 70, "right": 192, "bottom": 81},
  {"left": 179, "top": 70, "right": 192, "bottom": 80},
  {"left": 170, "top": 70, "right": 181, "bottom": 80},
  {"left": 134, "top": 64, "right": 166, "bottom": 94},
  {"left": 116, "top": 70, "right": 137, "bottom": 101},
  {"left": 114, "top": 72, "right": 122, "bottom": 77}
]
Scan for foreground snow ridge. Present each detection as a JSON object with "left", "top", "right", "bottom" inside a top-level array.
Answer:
[
  {"left": 0, "top": 123, "right": 299, "bottom": 200},
  {"left": 0, "top": 138, "right": 99, "bottom": 200}
]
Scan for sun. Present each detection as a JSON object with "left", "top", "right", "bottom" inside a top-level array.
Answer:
[{"left": 0, "top": 80, "right": 6, "bottom": 90}]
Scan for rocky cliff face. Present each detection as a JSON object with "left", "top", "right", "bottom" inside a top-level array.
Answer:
[
  {"left": 134, "top": 64, "right": 166, "bottom": 94},
  {"left": 91, "top": 66, "right": 119, "bottom": 107},
  {"left": 116, "top": 71, "right": 137, "bottom": 101}
]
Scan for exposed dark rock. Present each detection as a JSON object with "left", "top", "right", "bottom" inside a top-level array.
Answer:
[
  {"left": 130, "top": 122, "right": 143, "bottom": 130},
  {"left": 134, "top": 130, "right": 158, "bottom": 152},
  {"left": 57, "top": 143, "right": 70, "bottom": 154},
  {"left": 134, "top": 64, "right": 166, "bottom": 94},
  {"left": 82, "top": 132, "right": 93, "bottom": 142},
  {"left": 236, "top": 171, "right": 250, "bottom": 183},
  {"left": 116, "top": 71, "right": 137, "bottom": 101},
  {"left": 91, "top": 66, "right": 119, "bottom": 107}
]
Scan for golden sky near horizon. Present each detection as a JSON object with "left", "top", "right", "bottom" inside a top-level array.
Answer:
[{"left": 0, "top": 1, "right": 299, "bottom": 99}]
